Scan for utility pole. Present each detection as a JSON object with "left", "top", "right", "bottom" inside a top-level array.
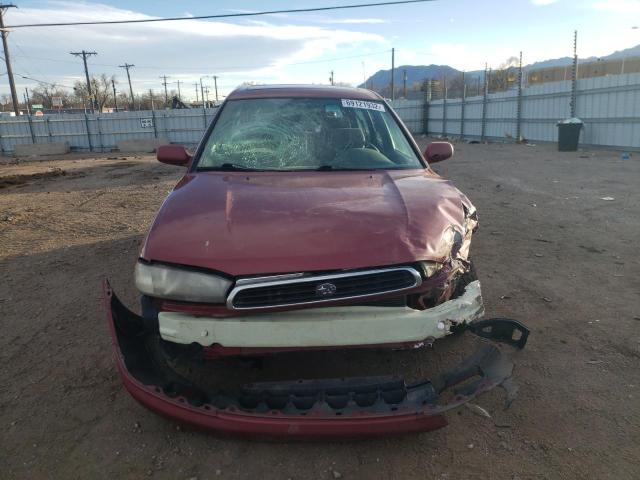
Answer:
[
  {"left": 160, "top": 75, "right": 169, "bottom": 107},
  {"left": 23, "top": 86, "right": 29, "bottom": 112},
  {"left": 212, "top": 75, "right": 219, "bottom": 102},
  {"left": 174, "top": 80, "right": 182, "bottom": 100},
  {"left": 0, "top": 4, "right": 19, "bottom": 115},
  {"left": 390, "top": 48, "right": 395, "bottom": 101},
  {"left": 194, "top": 83, "right": 199, "bottom": 104},
  {"left": 70, "top": 50, "right": 97, "bottom": 112},
  {"left": 199, "top": 78, "right": 205, "bottom": 108},
  {"left": 149, "top": 89, "right": 154, "bottom": 110},
  {"left": 402, "top": 69, "right": 407, "bottom": 98},
  {"left": 329, "top": 70, "right": 334, "bottom": 86},
  {"left": 111, "top": 78, "right": 117, "bottom": 111},
  {"left": 204, "top": 86, "right": 210, "bottom": 104},
  {"left": 119, "top": 63, "right": 135, "bottom": 110}
]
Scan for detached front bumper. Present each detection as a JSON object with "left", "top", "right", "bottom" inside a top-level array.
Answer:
[
  {"left": 105, "top": 280, "right": 529, "bottom": 439},
  {"left": 158, "top": 280, "right": 485, "bottom": 348}
]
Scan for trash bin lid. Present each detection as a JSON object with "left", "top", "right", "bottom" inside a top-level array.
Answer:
[{"left": 558, "top": 117, "right": 583, "bottom": 125}]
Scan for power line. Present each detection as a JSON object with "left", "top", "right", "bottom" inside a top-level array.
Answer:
[
  {"left": 15, "top": 73, "right": 74, "bottom": 89},
  {"left": 6, "top": 0, "right": 436, "bottom": 29},
  {"left": 10, "top": 49, "right": 390, "bottom": 72}
]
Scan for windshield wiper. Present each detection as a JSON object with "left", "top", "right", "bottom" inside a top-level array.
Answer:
[
  {"left": 199, "top": 163, "right": 261, "bottom": 172},
  {"left": 315, "top": 165, "right": 371, "bottom": 171}
]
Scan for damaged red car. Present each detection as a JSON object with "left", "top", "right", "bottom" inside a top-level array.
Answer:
[{"left": 105, "top": 84, "right": 528, "bottom": 438}]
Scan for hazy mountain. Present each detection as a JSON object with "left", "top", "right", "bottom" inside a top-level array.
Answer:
[
  {"left": 360, "top": 64, "right": 463, "bottom": 91},
  {"left": 604, "top": 44, "right": 640, "bottom": 60},
  {"left": 359, "top": 43, "right": 640, "bottom": 90}
]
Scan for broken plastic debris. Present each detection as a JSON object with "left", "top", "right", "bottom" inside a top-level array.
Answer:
[
  {"left": 600, "top": 197, "right": 615, "bottom": 201},
  {"left": 465, "top": 403, "right": 492, "bottom": 419}
]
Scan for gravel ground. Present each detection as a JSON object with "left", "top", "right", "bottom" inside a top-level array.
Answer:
[{"left": 1, "top": 140, "right": 639, "bottom": 479}]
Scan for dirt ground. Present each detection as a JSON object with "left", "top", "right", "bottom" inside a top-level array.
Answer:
[{"left": 1, "top": 140, "right": 639, "bottom": 479}]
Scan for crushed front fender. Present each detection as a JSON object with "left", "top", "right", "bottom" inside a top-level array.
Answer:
[{"left": 104, "top": 280, "right": 529, "bottom": 439}]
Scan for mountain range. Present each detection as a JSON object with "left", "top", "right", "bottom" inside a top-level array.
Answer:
[{"left": 358, "top": 43, "right": 640, "bottom": 90}]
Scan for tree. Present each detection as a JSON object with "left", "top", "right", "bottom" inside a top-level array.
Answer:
[
  {"left": 30, "top": 84, "right": 72, "bottom": 109},
  {"left": 73, "top": 74, "right": 116, "bottom": 112},
  {"left": 488, "top": 56, "right": 519, "bottom": 93}
]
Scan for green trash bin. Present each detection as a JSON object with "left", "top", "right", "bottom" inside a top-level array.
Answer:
[{"left": 557, "top": 118, "right": 583, "bottom": 152}]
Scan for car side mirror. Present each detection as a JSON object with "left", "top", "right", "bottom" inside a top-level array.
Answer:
[
  {"left": 157, "top": 144, "right": 191, "bottom": 167},
  {"left": 424, "top": 142, "right": 454, "bottom": 163}
]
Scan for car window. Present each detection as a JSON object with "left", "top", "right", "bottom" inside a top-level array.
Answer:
[{"left": 196, "top": 97, "right": 423, "bottom": 171}]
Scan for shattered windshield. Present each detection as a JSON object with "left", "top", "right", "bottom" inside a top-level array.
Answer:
[{"left": 196, "top": 97, "right": 423, "bottom": 171}]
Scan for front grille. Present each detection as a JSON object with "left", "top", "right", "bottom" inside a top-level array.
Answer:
[{"left": 228, "top": 267, "right": 421, "bottom": 310}]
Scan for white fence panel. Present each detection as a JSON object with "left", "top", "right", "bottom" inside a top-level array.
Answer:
[{"left": 2, "top": 76, "right": 639, "bottom": 154}]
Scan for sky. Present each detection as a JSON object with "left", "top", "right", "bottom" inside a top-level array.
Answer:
[{"left": 2, "top": 0, "right": 640, "bottom": 100}]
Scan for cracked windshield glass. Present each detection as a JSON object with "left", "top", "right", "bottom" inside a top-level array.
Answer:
[{"left": 197, "top": 97, "right": 423, "bottom": 171}]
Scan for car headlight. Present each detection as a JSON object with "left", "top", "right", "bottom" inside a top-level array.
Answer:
[
  {"left": 418, "top": 261, "right": 444, "bottom": 278},
  {"left": 134, "top": 261, "right": 232, "bottom": 303}
]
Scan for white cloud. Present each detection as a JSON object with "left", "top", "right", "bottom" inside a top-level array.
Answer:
[
  {"left": 4, "top": 1, "right": 385, "bottom": 96},
  {"left": 330, "top": 18, "right": 386, "bottom": 24},
  {"left": 592, "top": 0, "right": 640, "bottom": 13}
]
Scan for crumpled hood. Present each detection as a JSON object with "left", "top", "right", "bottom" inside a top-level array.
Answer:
[{"left": 141, "top": 170, "right": 475, "bottom": 276}]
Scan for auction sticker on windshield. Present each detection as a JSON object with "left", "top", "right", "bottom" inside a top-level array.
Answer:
[{"left": 341, "top": 99, "right": 385, "bottom": 112}]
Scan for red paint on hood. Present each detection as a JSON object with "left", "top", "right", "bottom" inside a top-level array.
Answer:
[{"left": 141, "top": 170, "right": 473, "bottom": 276}]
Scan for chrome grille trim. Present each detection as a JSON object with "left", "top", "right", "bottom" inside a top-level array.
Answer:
[{"left": 227, "top": 267, "right": 422, "bottom": 310}]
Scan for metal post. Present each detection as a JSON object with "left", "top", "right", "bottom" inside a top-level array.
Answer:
[
  {"left": 200, "top": 78, "right": 207, "bottom": 127},
  {"left": 24, "top": 89, "right": 35, "bottom": 143},
  {"left": 570, "top": 30, "right": 578, "bottom": 118},
  {"left": 516, "top": 51, "right": 523, "bottom": 142},
  {"left": 460, "top": 71, "right": 466, "bottom": 140},
  {"left": 111, "top": 79, "right": 117, "bottom": 112},
  {"left": 83, "top": 113, "right": 93, "bottom": 151},
  {"left": 442, "top": 76, "right": 447, "bottom": 137},
  {"left": 390, "top": 48, "right": 395, "bottom": 100},
  {"left": 423, "top": 88, "right": 429, "bottom": 135},
  {"left": 481, "top": 64, "right": 488, "bottom": 142},
  {"left": 151, "top": 110, "right": 158, "bottom": 139},
  {"left": 213, "top": 76, "right": 219, "bottom": 102},
  {"left": 403, "top": 69, "right": 407, "bottom": 98},
  {"left": 96, "top": 115, "right": 104, "bottom": 152},
  {"left": 45, "top": 116, "right": 52, "bottom": 142},
  {"left": 25, "top": 112, "right": 35, "bottom": 143},
  {"left": 423, "top": 80, "right": 431, "bottom": 135}
]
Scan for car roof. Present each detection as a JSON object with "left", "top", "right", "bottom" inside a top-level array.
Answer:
[{"left": 226, "top": 84, "right": 383, "bottom": 101}]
